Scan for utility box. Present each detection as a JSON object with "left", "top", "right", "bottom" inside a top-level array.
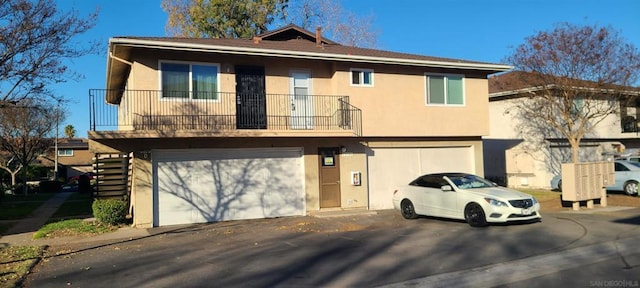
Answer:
[{"left": 561, "top": 161, "right": 614, "bottom": 209}]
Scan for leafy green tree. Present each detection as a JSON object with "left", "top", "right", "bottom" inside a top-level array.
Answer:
[
  {"left": 64, "top": 124, "right": 76, "bottom": 139},
  {"left": 161, "top": 0, "right": 378, "bottom": 48},
  {"left": 162, "top": 0, "right": 288, "bottom": 38}
]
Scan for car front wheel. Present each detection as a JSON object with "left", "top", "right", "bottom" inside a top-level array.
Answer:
[
  {"left": 623, "top": 181, "right": 639, "bottom": 195},
  {"left": 400, "top": 199, "right": 417, "bottom": 219},
  {"left": 465, "top": 203, "right": 488, "bottom": 227}
]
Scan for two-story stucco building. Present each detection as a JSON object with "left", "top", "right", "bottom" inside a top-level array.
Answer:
[
  {"left": 484, "top": 71, "right": 640, "bottom": 189},
  {"left": 89, "top": 25, "right": 510, "bottom": 227},
  {"left": 38, "top": 138, "right": 93, "bottom": 181}
]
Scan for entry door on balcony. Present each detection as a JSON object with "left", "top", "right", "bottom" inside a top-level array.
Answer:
[
  {"left": 236, "top": 66, "right": 267, "bottom": 129},
  {"left": 290, "top": 71, "right": 314, "bottom": 129}
]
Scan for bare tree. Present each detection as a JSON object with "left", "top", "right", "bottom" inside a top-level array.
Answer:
[
  {"left": 0, "top": 98, "right": 60, "bottom": 194},
  {"left": 0, "top": 153, "right": 23, "bottom": 187},
  {"left": 0, "top": 0, "right": 98, "bottom": 102},
  {"left": 161, "top": 0, "right": 378, "bottom": 48},
  {"left": 502, "top": 23, "right": 640, "bottom": 163},
  {"left": 162, "top": 0, "right": 288, "bottom": 38},
  {"left": 284, "top": 0, "right": 378, "bottom": 48}
]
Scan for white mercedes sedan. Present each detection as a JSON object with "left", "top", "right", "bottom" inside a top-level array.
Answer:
[{"left": 392, "top": 173, "right": 541, "bottom": 227}]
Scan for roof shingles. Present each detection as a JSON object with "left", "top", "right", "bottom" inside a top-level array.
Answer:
[{"left": 115, "top": 36, "right": 502, "bottom": 66}]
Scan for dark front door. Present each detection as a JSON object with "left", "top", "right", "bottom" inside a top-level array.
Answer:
[
  {"left": 235, "top": 66, "right": 267, "bottom": 129},
  {"left": 319, "top": 148, "right": 341, "bottom": 208}
]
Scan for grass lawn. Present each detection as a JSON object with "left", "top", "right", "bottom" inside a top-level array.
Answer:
[
  {"left": 1, "top": 192, "right": 117, "bottom": 288},
  {"left": 50, "top": 192, "right": 94, "bottom": 219},
  {"left": 0, "top": 245, "right": 44, "bottom": 288},
  {"left": 516, "top": 188, "right": 561, "bottom": 202},
  {"left": 0, "top": 193, "right": 55, "bottom": 221},
  {"left": 33, "top": 219, "right": 117, "bottom": 239},
  {"left": 37, "top": 192, "right": 123, "bottom": 239}
]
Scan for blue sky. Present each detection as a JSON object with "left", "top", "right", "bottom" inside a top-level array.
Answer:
[{"left": 53, "top": 0, "right": 640, "bottom": 137}]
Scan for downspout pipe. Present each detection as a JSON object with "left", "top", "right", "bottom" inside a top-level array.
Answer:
[{"left": 109, "top": 49, "right": 133, "bottom": 66}]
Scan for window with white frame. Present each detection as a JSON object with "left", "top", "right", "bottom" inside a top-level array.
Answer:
[
  {"left": 160, "top": 61, "right": 220, "bottom": 100},
  {"left": 350, "top": 69, "right": 373, "bottom": 86},
  {"left": 58, "top": 149, "right": 73, "bottom": 156},
  {"left": 570, "top": 97, "right": 584, "bottom": 117},
  {"left": 425, "top": 74, "right": 464, "bottom": 105}
]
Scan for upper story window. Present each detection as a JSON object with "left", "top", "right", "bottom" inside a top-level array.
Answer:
[
  {"left": 160, "top": 61, "right": 220, "bottom": 100},
  {"left": 621, "top": 98, "right": 640, "bottom": 133},
  {"left": 350, "top": 68, "right": 373, "bottom": 87},
  {"left": 570, "top": 98, "right": 584, "bottom": 117},
  {"left": 425, "top": 74, "right": 464, "bottom": 105},
  {"left": 58, "top": 149, "right": 73, "bottom": 156}
]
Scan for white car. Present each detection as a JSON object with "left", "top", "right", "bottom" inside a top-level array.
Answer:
[{"left": 392, "top": 173, "right": 541, "bottom": 227}]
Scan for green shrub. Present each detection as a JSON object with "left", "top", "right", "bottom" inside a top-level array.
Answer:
[{"left": 92, "top": 199, "right": 127, "bottom": 225}]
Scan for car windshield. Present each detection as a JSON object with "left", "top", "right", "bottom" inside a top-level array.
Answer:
[{"left": 447, "top": 174, "right": 495, "bottom": 189}]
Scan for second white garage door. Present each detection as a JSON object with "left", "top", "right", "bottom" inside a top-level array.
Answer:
[
  {"left": 153, "top": 148, "right": 305, "bottom": 226},
  {"left": 367, "top": 146, "right": 475, "bottom": 210}
]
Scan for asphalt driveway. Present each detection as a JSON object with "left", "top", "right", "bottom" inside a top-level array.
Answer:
[{"left": 24, "top": 208, "right": 640, "bottom": 287}]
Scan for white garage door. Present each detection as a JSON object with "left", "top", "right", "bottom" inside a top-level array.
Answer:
[
  {"left": 367, "top": 147, "right": 474, "bottom": 210},
  {"left": 153, "top": 148, "right": 305, "bottom": 226}
]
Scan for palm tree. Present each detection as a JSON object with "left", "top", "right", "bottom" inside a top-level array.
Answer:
[{"left": 64, "top": 124, "right": 76, "bottom": 139}]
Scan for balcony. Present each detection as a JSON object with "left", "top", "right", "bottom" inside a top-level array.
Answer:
[{"left": 89, "top": 90, "right": 362, "bottom": 136}]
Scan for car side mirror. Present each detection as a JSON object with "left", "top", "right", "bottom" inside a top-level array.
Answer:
[{"left": 441, "top": 185, "right": 453, "bottom": 192}]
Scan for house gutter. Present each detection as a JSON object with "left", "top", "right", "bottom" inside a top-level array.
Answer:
[
  {"left": 106, "top": 44, "right": 133, "bottom": 93},
  {"left": 109, "top": 51, "right": 133, "bottom": 66},
  {"left": 109, "top": 38, "right": 512, "bottom": 72},
  {"left": 490, "top": 84, "right": 640, "bottom": 99}
]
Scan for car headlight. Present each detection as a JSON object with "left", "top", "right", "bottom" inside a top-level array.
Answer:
[
  {"left": 484, "top": 198, "right": 508, "bottom": 207},
  {"left": 532, "top": 197, "right": 538, "bottom": 204}
]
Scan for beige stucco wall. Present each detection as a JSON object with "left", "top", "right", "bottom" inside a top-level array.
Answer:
[
  {"left": 332, "top": 63, "right": 490, "bottom": 137},
  {"left": 130, "top": 155, "right": 153, "bottom": 228},
  {"left": 120, "top": 50, "right": 490, "bottom": 138},
  {"left": 302, "top": 144, "right": 369, "bottom": 211},
  {"left": 488, "top": 97, "right": 630, "bottom": 140}
]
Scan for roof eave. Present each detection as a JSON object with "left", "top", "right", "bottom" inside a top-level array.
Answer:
[
  {"left": 109, "top": 38, "right": 512, "bottom": 73},
  {"left": 489, "top": 85, "right": 640, "bottom": 99}
]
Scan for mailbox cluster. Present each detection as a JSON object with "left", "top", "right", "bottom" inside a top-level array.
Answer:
[{"left": 561, "top": 162, "right": 615, "bottom": 209}]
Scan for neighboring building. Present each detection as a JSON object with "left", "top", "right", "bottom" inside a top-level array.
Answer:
[
  {"left": 89, "top": 25, "right": 510, "bottom": 227},
  {"left": 484, "top": 71, "right": 640, "bottom": 189},
  {"left": 39, "top": 138, "right": 93, "bottom": 181}
]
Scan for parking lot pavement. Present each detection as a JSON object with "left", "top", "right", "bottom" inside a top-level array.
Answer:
[
  {"left": 24, "top": 208, "right": 640, "bottom": 288},
  {"left": 379, "top": 229, "right": 639, "bottom": 288}
]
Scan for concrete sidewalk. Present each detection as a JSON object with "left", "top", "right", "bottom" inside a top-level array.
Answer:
[
  {"left": 0, "top": 192, "right": 149, "bottom": 247},
  {"left": 1, "top": 192, "right": 73, "bottom": 246}
]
